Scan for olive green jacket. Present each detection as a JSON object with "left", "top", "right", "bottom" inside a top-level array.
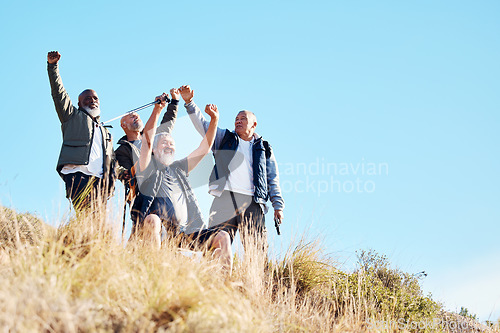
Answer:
[{"left": 47, "top": 63, "right": 116, "bottom": 188}]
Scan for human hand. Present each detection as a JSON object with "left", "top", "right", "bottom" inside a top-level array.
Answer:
[
  {"left": 118, "top": 169, "right": 131, "bottom": 181},
  {"left": 47, "top": 51, "right": 61, "bottom": 64},
  {"left": 170, "top": 88, "right": 180, "bottom": 101},
  {"left": 179, "top": 85, "right": 194, "bottom": 104},
  {"left": 274, "top": 210, "right": 284, "bottom": 224},
  {"left": 204, "top": 104, "right": 219, "bottom": 120},
  {"left": 154, "top": 93, "right": 168, "bottom": 111}
]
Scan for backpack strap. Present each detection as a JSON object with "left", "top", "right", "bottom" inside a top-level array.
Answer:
[{"left": 263, "top": 140, "right": 272, "bottom": 159}]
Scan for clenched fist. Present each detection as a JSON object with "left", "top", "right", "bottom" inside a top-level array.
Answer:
[
  {"left": 204, "top": 104, "right": 219, "bottom": 120},
  {"left": 47, "top": 51, "right": 61, "bottom": 64},
  {"left": 170, "top": 88, "right": 180, "bottom": 101},
  {"left": 179, "top": 85, "right": 194, "bottom": 104}
]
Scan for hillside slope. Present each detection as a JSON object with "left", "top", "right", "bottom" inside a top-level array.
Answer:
[{"left": 0, "top": 206, "right": 497, "bottom": 332}]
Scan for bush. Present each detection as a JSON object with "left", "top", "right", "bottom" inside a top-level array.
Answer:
[
  {"left": 1, "top": 206, "right": 495, "bottom": 332},
  {"left": 272, "top": 245, "right": 442, "bottom": 331},
  {"left": 0, "top": 206, "right": 50, "bottom": 248}
]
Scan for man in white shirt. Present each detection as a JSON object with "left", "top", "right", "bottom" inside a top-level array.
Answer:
[
  {"left": 179, "top": 85, "right": 285, "bottom": 250},
  {"left": 47, "top": 51, "right": 115, "bottom": 211}
]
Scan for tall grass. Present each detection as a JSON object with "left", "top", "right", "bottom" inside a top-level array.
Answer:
[{"left": 0, "top": 205, "right": 497, "bottom": 332}]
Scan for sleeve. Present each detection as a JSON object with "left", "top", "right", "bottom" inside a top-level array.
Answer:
[
  {"left": 135, "top": 158, "right": 157, "bottom": 196},
  {"left": 172, "top": 157, "right": 189, "bottom": 175},
  {"left": 47, "top": 62, "right": 75, "bottom": 123},
  {"left": 184, "top": 101, "right": 226, "bottom": 150},
  {"left": 158, "top": 99, "right": 179, "bottom": 134},
  {"left": 266, "top": 144, "right": 285, "bottom": 211},
  {"left": 115, "top": 144, "right": 133, "bottom": 171}
]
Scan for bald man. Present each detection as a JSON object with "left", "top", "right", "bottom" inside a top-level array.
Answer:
[
  {"left": 179, "top": 85, "right": 284, "bottom": 251},
  {"left": 47, "top": 51, "right": 116, "bottom": 211}
]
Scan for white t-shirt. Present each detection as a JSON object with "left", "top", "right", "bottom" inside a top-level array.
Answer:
[
  {"left": 61, "top": 123, "right": 104, "bottom": 178},
  {"left": 223, "top": 138, "right": 254, "bottom": 196}
]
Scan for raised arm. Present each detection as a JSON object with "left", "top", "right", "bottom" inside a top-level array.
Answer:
[
  {"left": 180, "top": 85, "right": 225, "bottom": 150},
  {"left": 158, "top": 88, "right": 180, "bottom": 134},
  {"left": 139, "top": 93, "right": 168, "bottom": 172},
  {"left": 47, "top": 51, "right": 75, "bottom": 123},
  {"left": 186, "top": 104, "right": 219, "bottom": 173}
]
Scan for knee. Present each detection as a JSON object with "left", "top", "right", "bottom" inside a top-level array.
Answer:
[
  {"left": 143, "top": 214, "right": 162, "bottom": 235},
  {"left": 213, "top": 230, "right": 231, "bottom": 249}
]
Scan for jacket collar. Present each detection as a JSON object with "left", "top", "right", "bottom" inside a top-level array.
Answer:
[
  {"left": 232, "top": 131, "right": 262, "bottom": 143},
  {"left": 117, "top": 135, "right": 129, "bottom": 145},
  {"left": 117, "top": 134, "right": 141, "bottom": 146},
  {"left": 79, "top": 107, "right": 101, "bottom": 124}
]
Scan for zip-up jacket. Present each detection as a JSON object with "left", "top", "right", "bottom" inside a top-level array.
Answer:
[
  {"left": 185, "top": 101, "right": 284, "bottom": 212},
  {"left": 48, "top": 62, "right": 115, "bottom": 187}
]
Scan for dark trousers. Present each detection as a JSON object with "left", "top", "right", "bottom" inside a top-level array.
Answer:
[
  {"left": 62, "top": 172, "right": 103, "bottom": 211},
  {"left": 209, "top": 191, "right": 266, "bottom": 250}
]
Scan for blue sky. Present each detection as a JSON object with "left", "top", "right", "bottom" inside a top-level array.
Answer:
[{"left": 1, "top": 0, "right": 499, "bottom": 322}]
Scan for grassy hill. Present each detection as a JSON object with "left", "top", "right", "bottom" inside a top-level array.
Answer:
[{"left": 0, "top": 205, "right": 498, "bottom": 332}]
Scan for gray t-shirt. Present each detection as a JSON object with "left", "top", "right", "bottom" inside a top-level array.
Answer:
[
  {"left": 137, "top": 158, "right": 189, "bottom": 231},
  {"left": 131, "top": 139, "right": 142, "bottom": 150},
  {"left": 156, "top": 163, "right": 188, "bottom": 228}
]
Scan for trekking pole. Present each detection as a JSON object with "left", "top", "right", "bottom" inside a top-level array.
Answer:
[
  {"left": 103, "top": 95, "right": 171, "bottom": 124},
  {"left": 121, "top": 186, "right": 129, "bottom": 239}
]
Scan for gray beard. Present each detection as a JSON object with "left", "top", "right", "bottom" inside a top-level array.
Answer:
[
  {"left": 156, "top": 151, "right": 174, "bottom": 166},
  {"left": 128, "top": 120, "right": 143, "bottom": 132},
  {"left": 83, "top": 106, "right": 101, "bottom": 118}
]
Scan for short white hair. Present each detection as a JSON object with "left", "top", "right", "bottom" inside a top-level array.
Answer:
[
  {"left": 153, "top": 132, "right": 174, "bottom": 151},
  {"left": 238, "top": 110, "right": 257, "bottom": 123}
]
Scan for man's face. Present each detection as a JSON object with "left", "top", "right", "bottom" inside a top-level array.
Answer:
[
  {"left": 78, "top": 90, "right": 99, "bottom": 110},
  {"left": 154, "top": 136, "right": 176, "bottom": 166},
  {"left": 234, "top": 111, "right": 256, "bottom": 137},
  {"left": 121, "top": 112, "right": 144, "bottom": 132}
]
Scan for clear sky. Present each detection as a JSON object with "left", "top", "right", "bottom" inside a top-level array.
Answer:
[{"left": 1, "top": 0, "right": 499, "bottom": 322}]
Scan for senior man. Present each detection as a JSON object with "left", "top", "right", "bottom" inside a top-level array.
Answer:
[
  {"left": 134, "top": 94, "right": 232, "bottom": 273},
  {"left": 115, "top": 88, "right": 181, "bottom": 234},
  {"left": 47, "top": 51, "right": 115, "bottom": 211},
  {"left": 178, "top": 85, "right": 284, "bottom": 250}
]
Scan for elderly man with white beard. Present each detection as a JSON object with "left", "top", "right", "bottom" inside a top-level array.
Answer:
[
  {"left": 115, "top": 88, "right": 180, "bottom": 235},
  {"left": 47, "top": 51, "right": 116, "bottom": 211},
  {"left": 133, "top": 93, "right": 233, "bottom": 273},
  {"left": 116, "top": 88, "right": 180, "bottom": 175}
]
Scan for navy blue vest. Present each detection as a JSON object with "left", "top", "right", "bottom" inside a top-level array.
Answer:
[{"left": 210, "top": 130, "right": 272, "bottom": 204}]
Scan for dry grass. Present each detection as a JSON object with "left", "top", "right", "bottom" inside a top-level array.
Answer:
[{"left": 0, "top": 205, "right": 498, "bottom": 332}]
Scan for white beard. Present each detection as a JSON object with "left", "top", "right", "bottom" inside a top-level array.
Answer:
[
  {"left": 83, "top": 106, "right": 101, "bottom": 118},
  {"left": 155, "top": 150, "right": 175, "bottom": 166}
]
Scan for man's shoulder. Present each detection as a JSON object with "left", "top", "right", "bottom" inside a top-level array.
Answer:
[
  {"left": 59, "top": 108, "right": 92, "bottom": 127},
  {"left": 263, "top": 140, "right": 272, "bottom": 158},
  {"left": 254, "top": 134, "right": 273, "bottom": 158},
  {"left": 116, "top": 135, "right": 130, "bottom": 145},
  {"left": 115, "top": 143, "right": 130, "bottom": 155},
  {"left": 220, "top": 129, "right": 236, "bottom": 143},
  {"left": 170, "top": 158, "right": 189, "bottom": 174}
]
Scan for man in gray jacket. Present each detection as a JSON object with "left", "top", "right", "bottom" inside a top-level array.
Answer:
[
  {"left": 178, "top": 85, "right": 284, "bottom": 250},
  {"left": 47, "top": 51, "right": 115, "bottom": 211}
]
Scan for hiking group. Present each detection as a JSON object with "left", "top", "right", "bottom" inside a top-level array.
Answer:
[{"left": 47, "top": 51, "right": 285, "bottom": 274}]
